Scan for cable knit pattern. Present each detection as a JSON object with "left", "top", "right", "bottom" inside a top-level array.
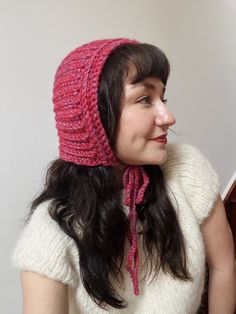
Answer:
[{"left": 11, "top": 143, "right": 221, "bottom": 314}]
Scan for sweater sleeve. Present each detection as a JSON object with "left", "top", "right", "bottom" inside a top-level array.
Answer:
[
  {"left": 11, "top": 201, "right": 79, "bottom": 287},
  {"left": 161, "top": 143, "right": 221, "bottom": 224}
]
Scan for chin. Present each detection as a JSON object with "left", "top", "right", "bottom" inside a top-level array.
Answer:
[
  {"left": 119, "top": 149, "right": 168, "bottom": 166},
  {"left": 150, "top": 151, "right": 168, "bottom": 165}
]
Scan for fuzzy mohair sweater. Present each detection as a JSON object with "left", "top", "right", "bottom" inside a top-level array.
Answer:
[{"left": 12, "top": 143, "right": 221, "bottom": 314}]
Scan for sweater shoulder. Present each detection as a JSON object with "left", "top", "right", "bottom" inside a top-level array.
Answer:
[
  {"left": 160, "top": 143, "right": 211, "bottom": 176},
  {"left": 11, "top": 201, "right": 79, "bottom": 286},
  {"left": 160, "top": 143, "right": 221, "bottom": 224}
]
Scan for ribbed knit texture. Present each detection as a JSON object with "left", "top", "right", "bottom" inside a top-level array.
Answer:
[
  {"left": 53, "top": 38, "right": 137, "bottom": 166},
  {"left": 11, "top": 143, "right": 221, "bottom": 314}
]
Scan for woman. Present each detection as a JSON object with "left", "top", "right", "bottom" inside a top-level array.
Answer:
[{"left": 12, "top": 38, "right": 235, "bottom": 313}]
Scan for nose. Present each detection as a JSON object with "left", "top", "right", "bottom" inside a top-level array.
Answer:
[{"left": 154, "top": 101, "right": 176, "bottom": 127}]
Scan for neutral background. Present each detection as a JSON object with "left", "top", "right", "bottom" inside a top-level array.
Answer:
[{"left": 1, "top": 0, "right": 235, "bottom": 312}]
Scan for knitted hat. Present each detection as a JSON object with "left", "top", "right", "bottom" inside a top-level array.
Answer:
[
  {"left": 52, "top": 38, "right": 149, "bottom": 295},
  {"left": 53, "top": 38, "right": 136, "bottom": 166}
]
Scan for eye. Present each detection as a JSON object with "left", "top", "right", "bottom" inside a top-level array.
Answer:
[{"left": 137, "top": 96, "right": 151, "bottom": 105}]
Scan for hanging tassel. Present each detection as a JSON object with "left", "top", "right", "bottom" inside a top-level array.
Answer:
[{"left": 123, "top": 166, "right": 149, "bottom": 295}]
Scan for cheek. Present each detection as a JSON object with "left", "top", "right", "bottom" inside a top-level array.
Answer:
[
  {"left": 115, "top": 114, "right": 133, "bottom": 158},
  {"left": 120, "top": 109, "right": 135, "bottom": 124},
  {"left": 115, "top": 110, "right": 150, "bottom": 152},
  {"left": 115, "top": 114, "right": 133, "bottom": 149},
  {"left": 117, "top": 111, "right": 142, "bottom": 142},
  {"left": 120, "top": 109, "right": 152, "bottom": 133}
]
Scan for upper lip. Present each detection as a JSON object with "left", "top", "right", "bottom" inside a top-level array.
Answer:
[{"left": 151, "top": 133, "right": 168, "bottom": 140}]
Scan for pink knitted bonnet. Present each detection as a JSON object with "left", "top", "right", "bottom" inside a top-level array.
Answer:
[{"left": 52, "top": 38, "right": 149, "bottom": 295}]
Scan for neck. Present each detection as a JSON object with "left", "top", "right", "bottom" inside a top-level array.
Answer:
[{"left": 114, "top": 163, "right": 146, "bottom": 191}]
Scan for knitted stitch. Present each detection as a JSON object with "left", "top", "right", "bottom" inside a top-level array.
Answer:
[
  {"left": 53, "top": 38, "right": 137, "bottom": 166},
  {"left": 123, "top": 166, "right": 149, "bottom": 295},
  {"left": 12, "top": 143, "right": 221, "bottom": 314},
  {"left": 52, "top": 38, "right": 148, "bottom": 294}
]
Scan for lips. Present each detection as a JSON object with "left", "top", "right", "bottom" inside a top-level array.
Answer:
[
  {"left": 155, "top": 138, "right": 167, "bottom": 144},
  {"left": 150, "top": 133, "right": 168, "bottom": 144},
  {"left": 152, "top": 134, "right": 167, "bottom": 140}
]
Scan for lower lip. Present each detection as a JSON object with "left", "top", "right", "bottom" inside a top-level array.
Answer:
[{"left": 152, "top": 138, "right": 167, "bottom": 144}]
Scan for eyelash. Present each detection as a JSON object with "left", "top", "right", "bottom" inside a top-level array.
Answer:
[{"left": 137, "top": 96, "right": 168, "bottom": 105}]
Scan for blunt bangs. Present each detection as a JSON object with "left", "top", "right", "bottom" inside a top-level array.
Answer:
[{"left": 119, "top": 43, "right": 170, "bottom": 86}]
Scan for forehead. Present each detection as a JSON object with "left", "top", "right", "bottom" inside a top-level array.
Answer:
[{"left": 124, "top": 76, "right": 166, "bottom": 94}]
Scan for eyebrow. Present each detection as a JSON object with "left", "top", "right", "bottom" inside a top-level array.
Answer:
[{"left": 131, "top": 81, "right": 166, "bottom": 93}]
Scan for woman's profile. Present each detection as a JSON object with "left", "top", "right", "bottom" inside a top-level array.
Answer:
[{"left": 12, "top": 38, "right": 235, "bottom": 313}]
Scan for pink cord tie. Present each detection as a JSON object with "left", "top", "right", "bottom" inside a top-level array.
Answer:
[{"left": 123, "top": 166, "right": 149, "bottom": 295}]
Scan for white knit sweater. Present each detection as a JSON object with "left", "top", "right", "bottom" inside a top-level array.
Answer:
[{"left": 12, "top": 143, "right": 221, "bottom": 314}]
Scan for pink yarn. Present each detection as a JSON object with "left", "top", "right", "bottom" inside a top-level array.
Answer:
[
  {"left": 123, "top": 166, "right": 149, "bottom": 295},
  {"left": 52, "top": 38, "right": 150, "bottom": 295},
  {"left": 53, "top": 38, "right": 137, "bottom": 166}
]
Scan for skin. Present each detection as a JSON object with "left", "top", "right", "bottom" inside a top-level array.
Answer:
[
  {"left": 115, "top": 76, "right": 176, "bottom": 165},
  {"left": 20, "top": 271, "right": 69, "bottom": 314},
  {"left": 20, "top": 76, "right": 235, "bottom": 313}
]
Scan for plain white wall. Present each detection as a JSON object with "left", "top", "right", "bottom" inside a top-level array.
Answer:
[{"left": 1, "top": 0, "right": 235, "bottom": 312}]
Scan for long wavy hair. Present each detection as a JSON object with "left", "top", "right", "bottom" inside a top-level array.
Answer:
[{"left": 28, "top": 43, "right": 192, "bottom": 309}]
